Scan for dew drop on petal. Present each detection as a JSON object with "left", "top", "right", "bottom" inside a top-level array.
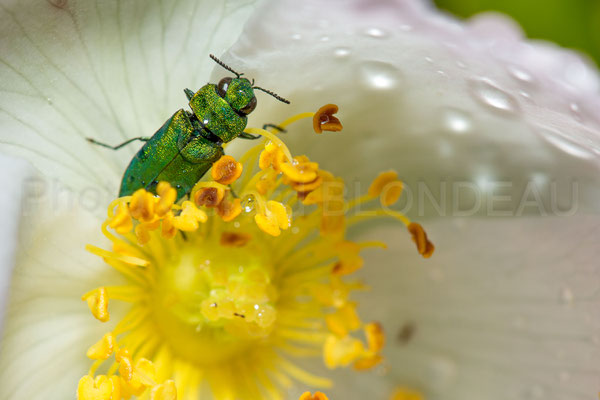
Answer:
[
  {"left": 334, "top": 47, "right": 351, "bottom": 58},
  {"left": 468, "top": 78, "right": 520, "bottom": 114},
  {"left": 319, "top": 35, "right": 330, "bottom": 42},
  {"left": 538, "top": 127, "right": 595, "bottom": 160},
  {"left": 507, "top": 64, "right": 535, "bottom": 85},
  {"left": 357, "top": 61, "right": 402, "bottom": 90},
  {"left": 291, "top": 33, "right": 302, "bottom": 41},
  {"left": 427, "top": 356, "right": 457, "bottom": 389},
  {"left": 526, "top": 385, "right": 545, "bottom": 399},
  {"left": 363, "top": 27, "right": 388, "bottom": 38},
  {"left": 560, "top": 287, "right": 574, "bottom": 305},
  {"left": 441, "top": 108, "right": 472, "bottom": 134}
]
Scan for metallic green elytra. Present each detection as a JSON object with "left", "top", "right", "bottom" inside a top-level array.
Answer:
[{"left": 87, "top": 55, "right": 290, "bottom": 201}]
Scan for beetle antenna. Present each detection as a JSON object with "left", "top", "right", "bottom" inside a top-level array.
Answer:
[
  {"left": 209, "top": 54, "right": 243, "bottom": 78},
  {"left": 253, "top": 86, "right": 291, "bottom": 104}
]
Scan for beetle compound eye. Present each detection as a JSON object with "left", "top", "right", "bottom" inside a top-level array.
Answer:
[
  {"left": 240, "top": 96, "right": 257, "bottom": 115},
  {"left": 216, "top": 77, "right": 233, "bottom": 98}
]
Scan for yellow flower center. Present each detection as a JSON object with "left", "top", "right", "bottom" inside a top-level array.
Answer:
[
  {"left": 78, "top": 105, "right": 434, "bottom": 400},
  {"left": 151, "top": 237, "right": 276, "bottom": 366}
]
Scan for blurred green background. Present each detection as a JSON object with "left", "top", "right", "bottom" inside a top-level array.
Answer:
[{"left": 434, "top": 0, "right": 600, "bottom": 66}]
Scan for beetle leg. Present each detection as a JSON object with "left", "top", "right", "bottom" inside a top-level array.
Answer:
[
  {"left": 262, "top": 123, "right": 287, "bottom": 133},
  {"left": 87, "top": 136, "right": 150, "bottom": 150},
  {"left": 238, "top": 132, "right": 261, "bottom": 140},
  {"left": 184, "top": 88, "right": 195, "bottom": 101}
]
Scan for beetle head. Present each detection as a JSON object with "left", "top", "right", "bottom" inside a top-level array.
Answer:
[{"left": 216, "top": 77, "right": 257, "bottom": 116}]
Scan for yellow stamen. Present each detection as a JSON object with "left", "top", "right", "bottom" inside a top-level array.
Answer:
[
  {"left": 280, "top": 159, "right": 319, "bottom": 183},
  {"left": 77, "top": 375, "right": 115, "bottom": 400},
  {"left": 156, "top": 182, "right": 177, "bottom": 217},
  {"left": 365, "top": 322, "right": 385, "bottom": 352},
  {"left": 212, "top": 155, "right": 243, "bottom": 185},
  {"left": 150, "top": 380, "right": 177, "bottom": 400},
  {"left": 129, "top": 189, "right": 156, "bottom": 223},
  {"left": 325, "top": 303, "right": 361, "bottom": 337},
  {"left": 82, "top": 287, "right": 110, "bottom": 322},
  {"left": 172, "top": 201, "right": 207, "bottom": 231},
  {"left": 108, "top": 202, "right": 133, "bottom": 234},
  {"left": 245, "top": 127, "right": 293, "bottom": 162},
  {"left": 86, "top": 332, "right": 116, "bottom": 360},
  {"left": 115, "top": 348, "right": 134, "bottom": 381},
  {"left": 323, "top": 334, "right": 366, "bottom": 369},
  {"left": 368, "top": 170, "right": 404, "bottom": 205}
]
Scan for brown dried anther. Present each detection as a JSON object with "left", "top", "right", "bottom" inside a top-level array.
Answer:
[
  {"left": 220, "top": 231, "right": 252, "bottom": 247},
  {"left": 407, "top": 222, "right": 435, "bottom": 258},
  {"left": 313, "top": 104, "right": 343, "bottom": 134},
  {"left": 194, "top": 187, "right": 224, "bottom": 208}
]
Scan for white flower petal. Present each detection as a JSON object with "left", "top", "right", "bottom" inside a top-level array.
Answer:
[
  {"left": 0, "top": 154, "right": 33, "bottom": 331},
  {"left": 0, "top": 0, "right": 258, "bottom": 201},
  {"left": 0, "top": 192, "right": 123, "bottom": 399},
  {"left": 217, "top": 0, "right": 600, "bottom": 398},
  {"left": 225, "top": 0, "right": 600, "bottom": 214}
]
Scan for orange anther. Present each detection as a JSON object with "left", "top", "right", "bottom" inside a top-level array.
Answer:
[
  {"left": 216, "top": 198, "right": 242, "bottom": 222},
  {"left": 313, "top": 104, "right": 342, "bottom": 134},
  {"left": 212, "top": 155, "right": 243, "bottom": 185},
  {"left": 299, "top": 392, "right": 329, "bottom": 400},
  {"left": 407, "top": 222, "right": 435, "bottom": 258}
]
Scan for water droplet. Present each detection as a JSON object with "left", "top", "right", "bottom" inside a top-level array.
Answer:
[
  {"left": 436, "top": 70, "right": 447, "bottom": 77},
  {"left": 334, "top": 47, "right": 351, "bottom": 58},
  {"left": 356, "top": 61, "right": 402, "bottom": 90},
  {"left": 319, "top": 35, "right": 330, "bottom": 42},
  {"left": 526, "top": 385, "right": 544, "bottom": 399},
  {"left": 519, "top": 90, "right": 531, "bottom": 99},
  {"left": 569, "top": 102, "right": 583, "bottom": 122},
  {"left": 507, "top": 65, "right": 535, "bottom": 85},
  {"left": 364, "top": 27, "right": 387, "bottom": 38},
  {"left": 291, "top": 227, "right": 300, "bottom": 234},
  {"left": 424, "top": 56, "right": 433, "bottom": 64},
  {"left": 538, "top": 127, "right": 595, "bottom": 160},
  {"left": 456, "top": 61, "right": 467, "bottom": 69},
  {"left": 427, "top": 356, "right": 457, "bottom": 389},
  {"left": 468, "top": 78, "right": 520, "bottom": 114},
  {"left": 441, "top": 108, "right": 472, "bottom": 134},
  {"left": 399, "top": 24, "right": 413, "bottom": 32},
  {"left": 560, "top": 287, "right": 574, "bottom": 304},
  {"left": 46, "top": 97, "right": 53, "bottom": 105},
  {"left": 291, "top": 33, "right": 302, "bottom": 41},
  {"left": 512, "top": 315, "right": 525, "bottom": 329}
]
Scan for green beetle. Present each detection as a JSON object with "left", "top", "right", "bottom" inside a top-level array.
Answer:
[{"left": 88, "top": 55, "right": 289, "bottom": 201}]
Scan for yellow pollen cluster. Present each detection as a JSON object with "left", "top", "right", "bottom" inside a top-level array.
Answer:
[{"left": 81, "top": 104, "right": 434, "bottom": 400}]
